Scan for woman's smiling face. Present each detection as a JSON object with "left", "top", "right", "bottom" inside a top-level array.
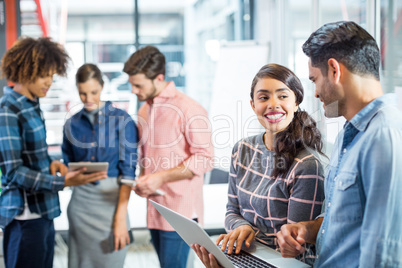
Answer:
[{"left": 251, "top": 77, "right": 298, "bottom": 135}]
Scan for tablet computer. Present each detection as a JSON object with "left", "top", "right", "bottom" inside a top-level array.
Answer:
[{"left": 68, "top": 162, "right": 109, "bottom": 174}]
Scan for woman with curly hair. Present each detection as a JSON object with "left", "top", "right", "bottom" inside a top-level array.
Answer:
[{"left": 0, "top": 37, "right": 107, "bottom": 268}]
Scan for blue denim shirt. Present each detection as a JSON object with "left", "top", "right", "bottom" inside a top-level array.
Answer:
[
  {"left": 62, "top": 101, "right": 138, "bottom": 180},
  {"left": 315, "top": 94, "right": 402, "bottom": 267}
]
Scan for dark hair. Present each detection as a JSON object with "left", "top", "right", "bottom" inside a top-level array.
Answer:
[
  {"left": 302, "top": 21, "right": 380, "bottom": 80},
  {"left": 76, "top": 63, "right": 104, "bottom": 86},
  {"left": 123, "top": 45, "right": 165, "bottom": 79},
  {"left": 251, "top": 64, "right": 324, "bottom": 177},
  {"left": 1, "top": 37, "right": 69, "bottom": 83}
]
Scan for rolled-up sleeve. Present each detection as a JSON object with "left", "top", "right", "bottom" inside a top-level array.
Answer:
[
  {"left": 118, "top": 113, "right": 138, "bottom": 180},
  {"left": 183, "top": 106, "right": 214, "bottom": 176},
  {"left": 360, "top": 127, "right": 402, "bottom": 267},
  {"left": 0, "top": 106, "right": 65, "bottom": 193}
]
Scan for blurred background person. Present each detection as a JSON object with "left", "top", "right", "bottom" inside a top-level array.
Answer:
[
  {"left": 0, "top": 37, "right": 107, "bottom": 268},
  {"left": 124, "top": 45, "right": 214, "bottom": 268},
  {"left": 62, "top": 63, "right": 138, "bottom": 268}
]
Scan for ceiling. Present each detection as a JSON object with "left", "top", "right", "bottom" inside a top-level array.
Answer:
[
  {"left": 18, "top": 0, "right": 196, "bottom": 38},
  {"left": 66, "top": 0, "right": 193, "bottom": 15}
]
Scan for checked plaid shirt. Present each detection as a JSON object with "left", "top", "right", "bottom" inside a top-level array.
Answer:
[
  {"left": 225, "top": 133, "right": 325, "bottom": 264},
  {"left": 0, "top": 87, "right": 65, "bottom": 228}
]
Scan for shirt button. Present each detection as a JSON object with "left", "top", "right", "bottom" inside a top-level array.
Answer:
[
  {"left": 328, "top": 202, "right": 331, "bottom": 207},
  {"left": 321, "top": 229, "right": 325, "bottom": 234},
  {"left": 343, "top": 148, "right": 347, "bottom": 153},
  {"left": 334, "top": 176, "right": 337, "bottom": 181}
]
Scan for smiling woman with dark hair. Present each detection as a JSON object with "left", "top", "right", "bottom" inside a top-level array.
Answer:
[{"left": 192, "top": 63, "right": 325, "bottom": 267}]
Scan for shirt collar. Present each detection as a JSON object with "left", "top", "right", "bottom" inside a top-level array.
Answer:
[
  {"left": 150, "top": 81, "right": 177, "bottom": 104},
  {"left": 3, "top": 86, "right": 39, "bottom": 106},
  {"left": 348, "top": 93, "right": 397, "bottom": 132},
  {"left": 76, "top": 101, "right": 112, "bottom": 119}
]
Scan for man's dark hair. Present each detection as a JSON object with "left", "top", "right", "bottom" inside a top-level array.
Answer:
[
  {"left": 123, "top": 45, "right": 165, "bottom": 79},
  {"left": 302, "top": 21, "right": 380, "bottom": 80},
  {"left": 1, "top": 37, "right": 70, "bottom": 83}
]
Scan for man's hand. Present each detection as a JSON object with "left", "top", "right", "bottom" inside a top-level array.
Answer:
[
  {"left": 133, "top": 173, "right": 164, "bottom": 197},
  {"left": 276, "top": 223, "right": 307, "bottom": 258},
  {"left": 64, "top": 169, "right": 107, "bottom": 187},
  {"left": 191, "top": 244, "right": 222, "bottom": 268},
  {"left": 216, "top": 225, "right": 255, "bottom": 255},
  {"left": 276, "top": 218, "right": 323, "bottom": 258},
  {"left": 50, "top": 160, "right": 68, "bottom": 176}
]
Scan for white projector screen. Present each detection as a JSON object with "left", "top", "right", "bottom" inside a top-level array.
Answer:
[{"left": 209, "top": 42, "right": 270, "bottom": 171}]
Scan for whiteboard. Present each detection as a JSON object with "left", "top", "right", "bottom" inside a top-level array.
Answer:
[
  {"left": 396, "top": 87, "right": 402, "bottom": 112},
  {"left": 209, "top": 42, "right": 270, "bottom": 171}
]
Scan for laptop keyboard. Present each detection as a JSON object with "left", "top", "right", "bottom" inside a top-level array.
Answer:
[{"left": 223, "top": 248, "right": 278, "bottom": 268}]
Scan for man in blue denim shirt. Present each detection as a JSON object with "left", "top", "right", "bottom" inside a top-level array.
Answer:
[{"left": 277, "top": 21, "right": 402, "bottom": 267}]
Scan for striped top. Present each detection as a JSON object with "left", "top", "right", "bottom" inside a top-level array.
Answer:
[
  {"left": 138, "top": 82, "right": 214, "bottom": 231},
  {"left": 225, "top": 133, "right": 324, "bottom": 262}
]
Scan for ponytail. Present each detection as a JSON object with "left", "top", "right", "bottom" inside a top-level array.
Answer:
[{"left": 272, "top": 110, "right": 324, "bottom": 177}]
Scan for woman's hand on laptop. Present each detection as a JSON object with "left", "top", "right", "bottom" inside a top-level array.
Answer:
[
  {"left": 216, "top": 225, "right": 256, "bottom": 254},
  {"left": 191, "top": 244, "right": 222, "bottom": 268}
]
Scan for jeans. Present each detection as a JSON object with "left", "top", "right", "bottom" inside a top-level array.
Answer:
[
  {"left": 150, "top": 229, "right": 190, "bottom": 268},
  {"left": 3, "top": 218, "right": 55, "bottom": 268}
]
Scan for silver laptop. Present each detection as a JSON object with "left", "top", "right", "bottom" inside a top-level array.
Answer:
[{"left": 150, "top": 200, "right": 310, "bottom": 268}]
